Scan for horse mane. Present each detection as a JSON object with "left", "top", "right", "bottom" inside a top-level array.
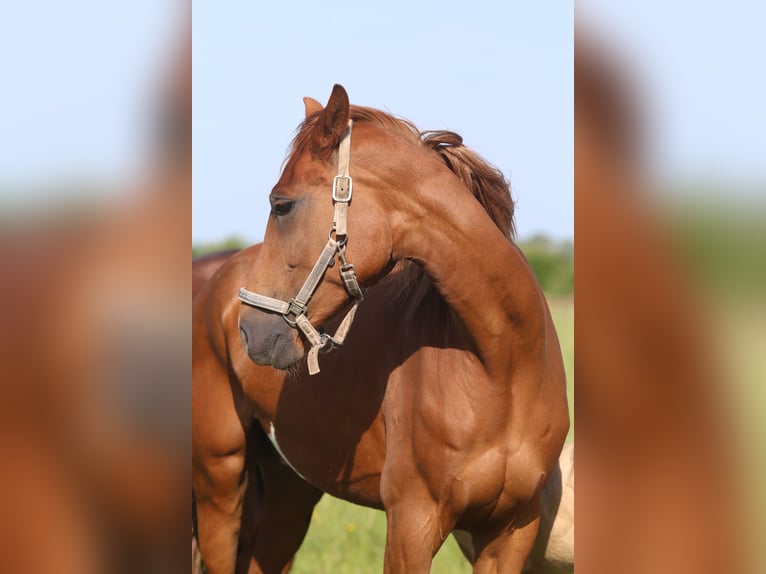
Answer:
[{"left": 288, "top": 105, "right": 516, "bottom": 317}]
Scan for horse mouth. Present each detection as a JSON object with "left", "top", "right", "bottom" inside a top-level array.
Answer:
[
  {"left": 270, "top": 343, "right": 305, "bottom": 371},
  {"left": 239, "top": 324, "right": 305, "bottom": 371}
]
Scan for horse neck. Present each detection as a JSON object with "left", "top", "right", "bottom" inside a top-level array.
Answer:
[{"left": 388, "top": 162, "right": 548, "bottom": 382}]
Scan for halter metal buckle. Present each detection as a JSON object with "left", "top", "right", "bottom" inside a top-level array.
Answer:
[
  {"left": 286, "top": 298, "right": 307, "bottom": 319},
  {"left": 332, "top": 175, "right": 353, "bottom": 202}
]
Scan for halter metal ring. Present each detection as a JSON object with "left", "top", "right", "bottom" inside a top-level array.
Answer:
[
  {"left": 319, "top": 333, "right": 334, "bottom": 353},
  {"left": 328, "top": 227, "right": 348, "bottom": 245}
]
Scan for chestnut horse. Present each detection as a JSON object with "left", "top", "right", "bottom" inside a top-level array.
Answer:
[{"left": 192, "top": 85, "right": 569, "bottom": 573}]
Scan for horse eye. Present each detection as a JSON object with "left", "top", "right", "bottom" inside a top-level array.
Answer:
[{"left": 271, "top": 200, "right": 295, "bottom": 217}]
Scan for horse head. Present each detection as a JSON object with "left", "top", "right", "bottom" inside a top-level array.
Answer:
[{"left": 238, "top": 85, "right": 397, "bottom": 372}]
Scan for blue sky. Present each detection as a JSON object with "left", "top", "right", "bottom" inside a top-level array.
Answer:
[
  {"left": 192, "top": 2, "right": 574, "bottom": 243},
  {"left": 0, "top": 1, "right": 179, "bottom": 188},
  {"left": 3, "top": 2, "right": 763, "bottom": 242}
]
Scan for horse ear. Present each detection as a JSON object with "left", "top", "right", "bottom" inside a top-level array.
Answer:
[
  {"left": 303, "top": 97, "right": 323, "bottom": 118},
  {"left": 310, "top": 84, "right": 350, "bottom": 156}
]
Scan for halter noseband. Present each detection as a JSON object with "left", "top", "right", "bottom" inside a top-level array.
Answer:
[{"left": 238, "top": 120, "right": 364, "bottom": 375}]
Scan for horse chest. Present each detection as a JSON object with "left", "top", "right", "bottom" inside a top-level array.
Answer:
[
  {"left": 262, "top": 413, "right": 386, "bottom": 505},
  {"left": 265, "top": 421, "right": 308, "bottom": 481}
]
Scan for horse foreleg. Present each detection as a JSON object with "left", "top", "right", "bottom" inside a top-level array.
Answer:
[
  {"left": 382, "top": 499, "right": 446, "bottom": 574},
  {"left": 192, "top": 347, "right": 252, "bottom": 573},
  {"left": 194, "top": 445, "right": 248, "bottom": 573},
  {"left": 242, "top": 422, "right": 323, "bottom": 574},
  {"left": 472, "top": 493, "right": 541, "bottom": 574}
]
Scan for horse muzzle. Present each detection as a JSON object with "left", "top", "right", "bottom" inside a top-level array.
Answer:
[{"left": 238, "top": 311, "right": 304, "bottom": 370}]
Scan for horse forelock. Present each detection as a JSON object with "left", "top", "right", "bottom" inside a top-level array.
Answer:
[{"left": 285, "top": 103, "right": 516, "bottom": 316}]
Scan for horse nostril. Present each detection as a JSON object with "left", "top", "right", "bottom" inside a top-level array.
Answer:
[{"left": 239, "top": 324, "right": 250, "bottom": 350}]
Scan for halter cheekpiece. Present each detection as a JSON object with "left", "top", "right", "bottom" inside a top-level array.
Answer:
[{"left": 238, "top": 120, "right": 364, "bottom": 375}]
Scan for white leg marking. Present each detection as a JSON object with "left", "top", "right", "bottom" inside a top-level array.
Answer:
[{"left": 267, "top": 423, "right": 308, "bottom": 481}]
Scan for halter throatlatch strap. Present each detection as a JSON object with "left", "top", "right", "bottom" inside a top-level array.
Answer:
[{"left": 238, "top": 119, "right": 363, "bottom": 375}]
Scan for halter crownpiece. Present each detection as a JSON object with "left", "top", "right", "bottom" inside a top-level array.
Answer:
[{"left": 238, "top": 119, "right": 363, "bottom": 375}]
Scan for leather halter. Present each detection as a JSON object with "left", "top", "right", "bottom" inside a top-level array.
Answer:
[{"left": 238, "top": 120, "right": 364, "bottom": 375}]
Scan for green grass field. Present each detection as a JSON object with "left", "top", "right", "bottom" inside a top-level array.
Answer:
[{"left": 291, "top": 297, "right": 574, "bottom": 573}]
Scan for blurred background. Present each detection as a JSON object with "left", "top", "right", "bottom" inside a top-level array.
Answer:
[
  {"left": 1, "top": 1, "right": 189, "bottom": 572},
  {"left": 576, "top": 1, "right": 765, "bottom": 573}
]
